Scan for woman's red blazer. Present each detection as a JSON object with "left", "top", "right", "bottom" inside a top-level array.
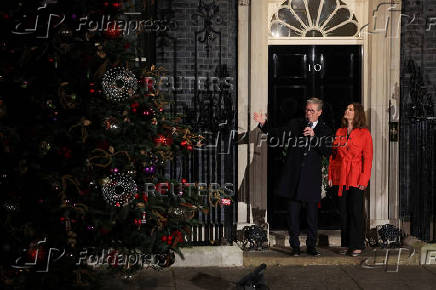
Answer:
[{"left": 328, "top": 127, "right": 373, "bottom": 196}]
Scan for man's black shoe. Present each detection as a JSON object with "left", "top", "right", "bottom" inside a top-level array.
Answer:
[
  {"left": 290, "top": 248, "right": 301, "bottom": 256},
  {"left": 307, "top": 247, "right": 321, "bottom": 256}
]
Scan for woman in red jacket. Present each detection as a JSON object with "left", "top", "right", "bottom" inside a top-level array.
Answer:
[{"left": 328, "top": 103, "right": 373, "bottom": 257}]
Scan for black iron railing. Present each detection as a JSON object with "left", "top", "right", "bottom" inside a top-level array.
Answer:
[
  {"left": 400, "top": 60, "right": 436, "bottom": 241},
  {"left": 156, "top": 0, "right": 238, "bottom": 245}
]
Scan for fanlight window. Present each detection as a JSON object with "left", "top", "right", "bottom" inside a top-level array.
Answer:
[{"left": 270, "top": 0, "right": 359, "bottom": 37}]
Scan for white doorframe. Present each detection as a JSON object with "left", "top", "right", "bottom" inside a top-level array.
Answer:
[{"left": 237, "top": 0, "right": 401, "bottom": 232}]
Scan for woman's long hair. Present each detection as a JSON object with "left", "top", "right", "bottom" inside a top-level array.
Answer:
[{"left": 341, "top": 103, "right": 367, "bottom": 128}]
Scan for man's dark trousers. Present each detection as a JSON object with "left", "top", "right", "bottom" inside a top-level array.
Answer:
[{"left": 288, "top": 200, "right": 318, "bottom": 249}]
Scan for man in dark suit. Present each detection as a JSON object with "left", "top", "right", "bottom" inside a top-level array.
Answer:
[{"left": 254, "top": 98, "right": 332, "bottom": 256}]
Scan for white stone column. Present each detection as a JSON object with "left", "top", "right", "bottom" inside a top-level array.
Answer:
[
  {"left": 248, "top": 0, "right": 269, "bottom": 226},
  {"left": 236, "top": 0, "right": 269, "bottom": 229},
  {"left": 366, "top": 0, "right": 402, "bottom": 227},
  {"left": 388, "top": 3, "right": 401, "bottom": 223},
  {"left": 237, "top": 0, "right": 251, "bottom": 227}
]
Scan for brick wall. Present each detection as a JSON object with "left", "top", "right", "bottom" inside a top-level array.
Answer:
[
  {"left": 401, "top": 0, "right": 436, "bottom": 109},
  {"left": 155, "top": 0, "right": 237, "bottom": 113}
]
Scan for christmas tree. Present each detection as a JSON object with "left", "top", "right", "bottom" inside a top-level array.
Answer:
[{"left": 0, "top": 0, "right": 215, "bottom": 287}]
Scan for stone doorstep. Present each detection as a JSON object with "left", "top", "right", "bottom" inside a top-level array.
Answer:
[
  {"left": 402, "top": 236, "right": 436, "bottom": 265},
  {"left": 244, "top": 246, "right": 417, "bottom": 267},
  {"left": 172, "top": 244, "right": 416, "bottom": 268},
  {"left": 171, "top": 231, "right": 429, "bottom": 268},
  {"left": 420, "top": 244, "right": 436, "bottom": 265},
  {"left": 269, "top": 230, "right": 342, "bottom": 248},
  {"left": 173, "top": 246, "right": 243, "bottom": 267}
]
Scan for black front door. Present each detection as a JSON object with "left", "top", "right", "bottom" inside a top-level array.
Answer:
[{"left": 268, "top": 45, "right": 362, "bottom": 230}]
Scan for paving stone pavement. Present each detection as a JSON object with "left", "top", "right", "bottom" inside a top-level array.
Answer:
[{"left": 99, "top": 265, "right": 436, "bottom": 290}]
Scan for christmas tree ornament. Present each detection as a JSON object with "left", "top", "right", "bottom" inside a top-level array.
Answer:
[
  {"left": 102, "top": 116, "right": 121, "bottom": 133},
  {"left": 196, "top": 140, "right": 204, "bottom": 148},
  {"left": 89, "top": 82, "right": 96, "bottom": 94},
  {"left": 0, "top": 173, "right": 8, "bottom": 185},
  {"left": 142, "top": 108, "right": 155, "bottom": 119},
  {"left": 39, "top": 141, "right": 51, "bottom": 156},
  {"left": 59, "top": 29, "right": 73, "bottom": 40},
  {"left": 58, "top": 82, "right": 79, "bottom": 110},
  {"left": 134, "top": 212, "right": 147, "bottom": 229},
  {"left": 96, "top": 45, "right": 107, "bottom": 59},
  {"left": 46, "top": 99, "right": 59, "bottom": 121},
  {"left": 69, "top": 118, "right": 91, "bottom": 143},
  {"left": 220, "top": 198, "right": 232, "bottom": 206},
  {"left": 136, "top": 202, "right": 145, "bottom": 209},
  {"left": 154, "top": 135, "right": 173, "bottom": 146},
  {"left": 104, "top": 23, "right": 122, "bottom": 39},
  {"left": 48, "top": 56, "right": 58, "bottom": 68},
  {"left": 100, "top": 177, "right": 111, "bottom": 186},
  {"left": 168, "top": 207, "right": 184, "bottom": 218},
  {"left": 89, "top": 180, "right": 98, "bottom": 190},
  {"left": 156, "top": 150, "right": 174, "bottom": 162},
  {"left": 3, "top": 200, "right": 19, "bottom": 212},
  {"left": 144, "top": 166, "right": 155, "bottom": 174},
  {"left": 51, "top": 180, "right": 62, "bottom": 192},
  {"left": 102, "top": 67, "right": 137, "bottom": 103},
  {"left": 208, "top": 190, "right": 221, "bottom": 207},
  {"left": 151, "top": 117, "right": 158, "bottom": 126},
  {"left": 101, "top": 173, "right": 137, "bottom": 207},
  {"left": 130, "top": 102, "right": 139, "bottom": 113},
  {"left": 28, "top": 245, "right": 46, "bottom": 263},
  {"left": 173, "top": 230, "right": 184, "bottom": 244}
]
